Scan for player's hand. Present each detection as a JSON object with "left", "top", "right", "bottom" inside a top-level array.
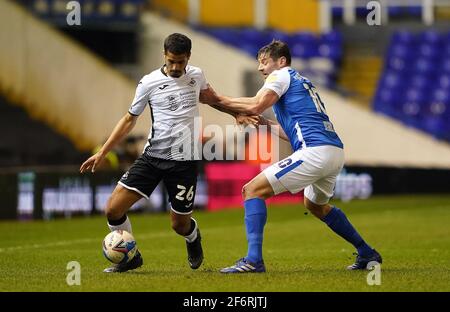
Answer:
[
  {"left": 79, "top": 151, "right": 105, "bottom": 173},
  {"left": 236, "top": 114, "right": 260, "bottom": 127}
]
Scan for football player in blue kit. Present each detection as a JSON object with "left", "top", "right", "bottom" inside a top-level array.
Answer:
[{"left": 215, "top": 40, "right": 382, "bottom": 273}]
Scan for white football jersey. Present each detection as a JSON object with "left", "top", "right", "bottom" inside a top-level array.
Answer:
[{"left": 129, "top": 65, "right": 208, "bottom": 160}]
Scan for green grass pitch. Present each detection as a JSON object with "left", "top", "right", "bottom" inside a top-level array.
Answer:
[{"left": 0, "top": 195, "right": 449, "bottom": 292}]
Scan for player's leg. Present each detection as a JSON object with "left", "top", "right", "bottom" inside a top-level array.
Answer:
[
  {"left": 220, "top": 172, "right": 272, "bottom": 273},
  {"left": 163, "top": 160, "right": 203, "bottom": 269},
  {"left": 102, "top": 184, "right": 144, "bottom": 273},
  {"left": 221, "top": 151, "right": 312, "bottom": 274},
  {"left": 241, "top": 173, "right": 273, "bottom": 264},
  {"left": 105, "top": 184, "right": 141, "bottom": 233},
  {"left": 303, "top": 147, "right": 382, "bottom": 270},
  {"left": 103, "top": 154, "right": 163, "bottom": 273},
  {"left": 170, "top": 210, "right": 203, "bottom": 269},
  {"left": 107, "top": 153, "right": 162, "bottom": 234}
]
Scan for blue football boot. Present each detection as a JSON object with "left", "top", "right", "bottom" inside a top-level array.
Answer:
[
  {"left": 347, "top": 249, "right": 382, "bottom": 270},
  {"left": 220, "top": 258, "right": 266, "bottom": 274}
]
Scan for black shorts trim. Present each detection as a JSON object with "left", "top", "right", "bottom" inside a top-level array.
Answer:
[{"left": 118, "top": 181, "right": 149, "bottom": 199}]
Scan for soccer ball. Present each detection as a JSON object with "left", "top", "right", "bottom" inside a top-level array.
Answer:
[{"left": 102, "top": 230, "right": 137, "bottom": 264}]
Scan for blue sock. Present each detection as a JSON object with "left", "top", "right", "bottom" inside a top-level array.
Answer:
[
  {"left": 322, "top": 207, "right": 373, "bottom": 257},
  {"left": 244, "top": 198, "right": 267, "bottom": 263}
]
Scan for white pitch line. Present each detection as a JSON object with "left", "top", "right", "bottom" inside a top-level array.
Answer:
[
  {"left": 0, "top": 232, "right": 172, "bottom": 253},
  {"left": 0, "top": 225, "right": 242, "bottom": 253}
]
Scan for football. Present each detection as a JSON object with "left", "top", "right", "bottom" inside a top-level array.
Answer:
[{"left": 102, "top": 230, "right": 137, "bottom": 264}]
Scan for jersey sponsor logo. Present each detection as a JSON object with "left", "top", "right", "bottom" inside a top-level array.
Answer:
[
  {"left": 323, "top": 121, "right": 335, "bottom": 132},
  {"left": 159, "top": 84, "right": 170, "bottom": 90},
  {"left": 121, "top": 171, "right": 129, "bottom": 180},
  {"left": 167, "top": 94, "right": 180, "bottom": 111},
  {"left": 266, "top": 73, "right": 278, "bottom": 83},
  {"left": 188, "top": 78, "right": 196, "bottom": 87}
]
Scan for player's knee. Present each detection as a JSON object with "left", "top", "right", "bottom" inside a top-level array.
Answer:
[
  {"left": 242, "top": 182, "right": 271, "bottom": 200},
  {"left": 105, "top": 197, "right": 123, "bottom": 221},
  {"left": 304, "top": 198, "right": 331, "bottom": 219},
  {"left": 105, "top": 206, "right": 123, "bottom": 221},
  {"left": 242, "top": 183, "right": 256, "bottom": 200}
]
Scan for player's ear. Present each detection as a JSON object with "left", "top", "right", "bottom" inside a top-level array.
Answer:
[{"left": 279, "top": 56, "right": 287, "bottom": 67}]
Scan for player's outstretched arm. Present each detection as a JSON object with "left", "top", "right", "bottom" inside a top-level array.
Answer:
[
  {"left": 80, "top": 112, "right": 138, "bottom": 173},
  {"left": 199, "top": 84, "right": 238, "bottom": 118},
  {"left": 216, "top": 88, "right": 279, "bottom": 115}
]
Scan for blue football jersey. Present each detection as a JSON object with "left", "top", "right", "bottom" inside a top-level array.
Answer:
[{"left": 262, "top": 67, "right": 343, "bottom": 151}]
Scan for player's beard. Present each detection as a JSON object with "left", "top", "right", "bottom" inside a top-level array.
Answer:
[{"left": 169, "top": 71, "right": 182, "bottom": 78}]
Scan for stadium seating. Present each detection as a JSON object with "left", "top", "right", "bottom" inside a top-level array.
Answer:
[
  {"left": 0, "top": 95, "right": 89, "bottom": 167},
  {"left": 374, "top": 30, "right": 450, "bottom": 141},
  {"left": 332, "top": 4, "right": 423, "bottom": 19},
  {"left": 195, "top": 27, "right": 343, "bottom": 88},
  {"left": 20, "top": 0, "right": 144, "bottom": 23}
]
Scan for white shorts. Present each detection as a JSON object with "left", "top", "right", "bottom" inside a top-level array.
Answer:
[{"left": 263, "top": 145, "right": 345, "bottom": 205}]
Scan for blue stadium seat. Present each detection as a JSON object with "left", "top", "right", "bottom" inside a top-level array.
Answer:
[
  {"left": 404, "top": 88, "right": 427, "bottom": 105},
  {"left": 207, "top": 28, "right": 240, "bottom": 47},
  {"left": 437, "top": 74, "right": 450, "bottom": 89},
  {"left": 356, "top": 7, "right": 370, "bottom": 17},
  {"left": 269, "top": 30, "right": 291, "bottom": 45},
  {"left": 432, "top": 89, "right": 450, "bottom": 104},
  {"left": 414, "top": 57, "right": 435, "bottom": 75},
  {"left": 420, "top": 30, "right": 442, "bottom": 45},
  {"left": 321, "top": 30, "right": 343, "bottom": 45},
  {"left": 317, "top": 43, "right": 341, "bottom": 61},
  {"left": 240, "top": 28, "right": 271, "bottom": 48},
  {"left": 418, "top": 42, "right": 440, "bottom": 59},
  {"left": 388, "top": 6, "right": 402, "bottom": 17},
  {"left": 374, "top": 88, "right": 403, "bottom": 118},
  {"left": 408, "top": 6, "right": 423, "bottom": 16},
  {"left": 380, "top": 70, "right": 404, "bottom": 89},
  {"left": 391, "top": 31, "right": 416, "bottom": 45},
  {"left": 441, "top": 58, "right": 450, "bottom": 73},
  {"left": 388, "top": 42, "right": 413, "bottom": 59},
  {"left": 409, "top": 74, "right": 432, "bottom": 90},
  {"left": 332, "top": 7, "right": 343, "bottom": 18},
  {"left": 387, "top": 56, "right": 410, "bottom": 73},
  {"left": 375, "top": 30, "right": 450, "bottom": 141},
  {"left": 291, "top": 42, "right": 317, "bottom": 59},
  {"left": 197, "top": 27, "right": 343, "bottom": 87}
]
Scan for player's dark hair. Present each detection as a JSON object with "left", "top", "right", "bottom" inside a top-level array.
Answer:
[
  {"left": 164, "top": 33, "right": 192, "bottom": 55},
  {"left": 257, "top": 40, "right": 291, "bottom": 65}
]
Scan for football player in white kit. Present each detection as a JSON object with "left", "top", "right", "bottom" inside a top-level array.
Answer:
[
  {"left": 80, "top": 33, "right": 240, "bottom": 273},
  {"left": 215, "top": 40, "right": 382, "bottom": 273}
]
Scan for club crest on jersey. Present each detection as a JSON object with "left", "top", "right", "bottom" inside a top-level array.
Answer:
[
  {"left": 167, "top": 95, "right": 180, "bottom": 111},
  {"left": 188, "top": 78, "right": 196, "bottom": 87}
]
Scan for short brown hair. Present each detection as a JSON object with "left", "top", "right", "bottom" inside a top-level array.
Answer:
[
  {"left": 257, "top": 40, "right": 291, "bottom": 65},
  {"left": 164, "top": 33, "right": 192, "bottom": 55}
]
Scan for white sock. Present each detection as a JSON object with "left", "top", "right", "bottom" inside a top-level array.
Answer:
[
  {"left": 184, "top": 218, "right": 198, "bottom": 243},
  {"left": 107, "top": 215, "right": 133, "bottom": 234}
]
